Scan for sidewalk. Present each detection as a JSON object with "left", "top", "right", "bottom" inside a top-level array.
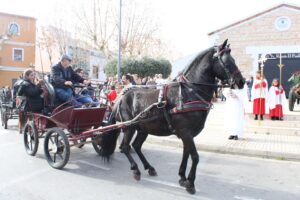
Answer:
[{"left": 147, "top": 101, "right": 300, "bottom": 161}]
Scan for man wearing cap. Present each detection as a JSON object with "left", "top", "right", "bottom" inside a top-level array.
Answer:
[{"left": 51, "top": 54, "right": 90, "bottom": 107}]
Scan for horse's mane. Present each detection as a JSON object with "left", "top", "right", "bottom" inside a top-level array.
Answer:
[
  {"left": 182, "top": 47, "right": 215, "bottom": 76},
  {"left": 121, "top": 85, "right": 157, "bottom": 95}
]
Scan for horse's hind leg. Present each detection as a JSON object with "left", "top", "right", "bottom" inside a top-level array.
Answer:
[
  {"left": 132, "top": 131, "right": 157, "bottom": 176},
  {"left": 121, "top": 128, "right": 141, "bottom": 181}
]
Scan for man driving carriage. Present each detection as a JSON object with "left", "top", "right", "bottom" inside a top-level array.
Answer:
[{"left": 50, "top": 54, "right": 94, "bottom": 107}]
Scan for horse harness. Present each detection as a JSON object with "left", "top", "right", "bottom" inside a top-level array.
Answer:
[{"left": 157, "top": 79, "right": 213, "bottom": 134}]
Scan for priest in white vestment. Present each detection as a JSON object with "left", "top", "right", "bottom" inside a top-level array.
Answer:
[{"left": 223, "top": 87, "right": 247, "bottom": 140}]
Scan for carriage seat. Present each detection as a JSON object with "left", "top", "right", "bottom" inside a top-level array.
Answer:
[{"left": 44, "top": 80, "right": 56, "bottom": 107}]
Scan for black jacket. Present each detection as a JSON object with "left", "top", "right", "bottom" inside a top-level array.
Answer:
[
  {"left": 17, "top": 80, "right": 44, "bottom": 112},
  {"left": 50, "top": 62, "right": 84, "bottom": 89}
]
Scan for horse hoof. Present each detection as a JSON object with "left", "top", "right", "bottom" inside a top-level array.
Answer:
[
  {"left": 134, "top": 174, "right": 141, "bottom": 181},
  {"left": 148, "top": 169, "right": 157, "bottom": 176},
  {"left": 186, "top": 186, "right": 196, "bottom": 195},
  {"left": 179, "top": 179, "right": 187, "bottom": 187}
]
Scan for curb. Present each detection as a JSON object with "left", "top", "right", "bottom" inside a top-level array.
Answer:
[{"left": 146, "top": 137, "right": 300, "bottom": 162}]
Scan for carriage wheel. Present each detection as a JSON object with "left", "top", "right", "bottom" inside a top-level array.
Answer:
[
  {"left": 0, "top": 107, "right": 4, "bottom": 126},
  {"left": 23, "top": 121, "right": 39, "bottom": 156},
  {"left": 289, "top": 91, "right": 295, "bottom": 111},
  {"left": 92, "top": 135, "right": 103, "bottom": 156},
  {"left": 3, "top": 110, "right": 8, "bottom": 129},
  {"left": 44, "top": 128, "right": 70, "bottom": 169},
  {"left": 1, "top": 107, "right": 7, "bottom": 129},
  {"left": 77, "top": 138, "right": 86, "bottom": 148},
  {"left": 4, "top": 116, "right": 8, "bottom": 129}
]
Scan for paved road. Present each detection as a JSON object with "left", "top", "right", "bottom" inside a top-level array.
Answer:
[{"left": 1, "top": 127, "right": 300, "bottom": 200}]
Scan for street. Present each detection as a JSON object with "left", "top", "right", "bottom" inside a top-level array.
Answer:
[{"left": 0, "top": 123, "right": 300, "bottom": 200}]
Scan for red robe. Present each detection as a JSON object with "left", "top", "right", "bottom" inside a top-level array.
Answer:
[
  {"left": 251, "top": 79, "right": 268, "bottom": 115},
  {"left": 268, "top": 86, "right": 285, "bottom": 118}
]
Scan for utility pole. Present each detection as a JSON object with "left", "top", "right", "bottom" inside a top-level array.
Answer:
[
  {"left": 117, "top": 0, "right": 122, "bottom": 83},
  {"left": 278, "top": 53, "right": 284, "bottom": 86}
]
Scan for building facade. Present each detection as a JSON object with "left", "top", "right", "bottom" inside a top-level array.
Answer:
[
  {"left": 208, "top": 3, "right": 300, "bottom": 93},
  {"left": 0, "top": 12, "right": 36, "bottom": 87}
]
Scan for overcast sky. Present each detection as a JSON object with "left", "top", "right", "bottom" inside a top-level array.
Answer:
[{"left": 0, "top": 0, "right": 299, "bottom": 56}]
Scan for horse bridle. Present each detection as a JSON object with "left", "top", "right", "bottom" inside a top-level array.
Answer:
[
  {"left": 180, "top": 47, "right": 241, "bottom": 88},
  {"left": 213, "top": 46, "right": 241, "bottom": 87}
]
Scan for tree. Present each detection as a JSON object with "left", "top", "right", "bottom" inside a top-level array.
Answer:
[
  {"left": 37, "top": 26, "right": 56, "bottom": 66},
  {"left": 120, "top": 1, "right": 159, "bottom": 57},
  {"left": 105, "top": 57, "right": 172, "bottom": 78},
  {"left": 74, "top": 0, "right": 165, "bottom": 59},
  {"left": 75, "top": 0, "right": 117, "bottom": 59}
]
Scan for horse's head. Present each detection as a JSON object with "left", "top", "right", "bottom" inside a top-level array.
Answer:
[{"left": 212, "top": 39, "right": 245, "bottom": 89}]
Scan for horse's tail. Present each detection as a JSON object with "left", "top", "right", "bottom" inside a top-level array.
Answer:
[{"left": 99, "top": 99, "right": 121, "bottom": 159}]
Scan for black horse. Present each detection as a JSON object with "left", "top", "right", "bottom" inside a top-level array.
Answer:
[{"left": 98, "top": 40, "right": 245, "bottom": 194}]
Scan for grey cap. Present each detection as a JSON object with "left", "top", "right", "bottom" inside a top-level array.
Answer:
[{"left": 61, "top": 54, "right": 72, "bottom": 61}]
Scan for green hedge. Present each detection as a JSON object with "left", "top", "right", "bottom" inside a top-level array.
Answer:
[{"left": 105, "top": 57, "right": 171, "bottom": 78}]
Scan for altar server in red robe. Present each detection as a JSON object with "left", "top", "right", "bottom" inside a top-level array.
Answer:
[
  {"left": 251, "top": 71, "right": 268, "bottom": 120},
  {"left": 268, "top": 79, "right": 286, "bottom": 120}
]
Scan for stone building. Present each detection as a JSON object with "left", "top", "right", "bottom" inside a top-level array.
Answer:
[
  {"left": 0, "top": 12, "right": 36, "bottom": 87},
  {"left": 208, "top": 3, "right": 300, "bottom": 93}
]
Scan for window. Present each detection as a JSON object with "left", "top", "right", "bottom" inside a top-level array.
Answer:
[
  {"left": 8, "top": 22, "right": 20, "bottom": 35},
  {"left": 13, "top": 48, "right": 24, "bottom": 61},
  {"left": 275, "top": 16, "right": 291, "bottom": 31},
  {"left": 92, "top": 65, "right": 99, "bottom": 79}
]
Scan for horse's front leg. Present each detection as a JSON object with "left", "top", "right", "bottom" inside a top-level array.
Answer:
[
  {"left": 178, "top": 145, "right": 189, "bottom": 186},
  {"left": 132, "top": 131, "right": 157, "bottom": 176},
  {"left": 180, "top": 134, "right": 199, "bottom": 195},
  {"left": 121, "top": 128, "right": 141, "bottom": 181}
]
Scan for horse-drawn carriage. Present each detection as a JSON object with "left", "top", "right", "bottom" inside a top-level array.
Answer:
[
  {"left": 0, "top": 80, "right": 23, "bottom": 129},
  {"left": 16, "top": 40, "right": 244, "bottom": 195},
  {"left": 20, "top": 79, "right": 120, "bottom": 169},
  {"left": 288, "top": 71, "right": 300, "bottom": 111}
]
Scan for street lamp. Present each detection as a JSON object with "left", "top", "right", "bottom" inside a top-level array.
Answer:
[
  {"left": 0, "top": 34, "right": 10, "bottom": 50},
  {"left": 117, "top": 0, "right": 122, "bottom": 83}
]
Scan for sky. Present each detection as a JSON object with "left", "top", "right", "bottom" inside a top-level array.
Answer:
[{"left": 1, "top": 0, "right": 299, "bottom": 57}]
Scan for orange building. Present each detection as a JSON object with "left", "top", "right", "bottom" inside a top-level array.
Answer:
[{"left": 0, "top": 12, "right": 36, "bottom": 87}]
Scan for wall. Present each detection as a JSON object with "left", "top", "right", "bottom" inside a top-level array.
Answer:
[{"left": 209, "top": 7, "right": 300, "bottom": 78}]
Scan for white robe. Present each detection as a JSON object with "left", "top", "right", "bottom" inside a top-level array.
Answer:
[
  {"left": 251, "top": 79, "right": 268, "bottom": 101},
  {"left": 223, "top": 88, "right": 247, "bottom": 137},
  {"left": 268, "top": 86, "right": 286, "bottom": 109}
]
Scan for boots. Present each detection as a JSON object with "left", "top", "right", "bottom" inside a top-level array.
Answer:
[
  {"left": 260, "top": 115, "right": 264, "bottom": 120},
  {"left": 254, "top": 115, "right": 258, "bottom": 120}
]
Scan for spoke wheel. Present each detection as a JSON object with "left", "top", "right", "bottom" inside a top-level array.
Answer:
[
  {"left": 23, "top": 121, "right": 39, "bottom": 156},
  {"left": 44, "top": 128, "right": 70, "bottom": 169},
  {"left": 92, "top": 135, "right": 103, "bottom": 156},
  {"left": 1, "top": 107, "right": 8, "bottom": 129},
  {"left": 1, "top": 107, "right": 4, "bottom": 126},
  {"left": 289, "top": 92, "right": 295, "bottom": 111},
  {"left": 77, "top": 138, "right": 86, "bottom": 148}
]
